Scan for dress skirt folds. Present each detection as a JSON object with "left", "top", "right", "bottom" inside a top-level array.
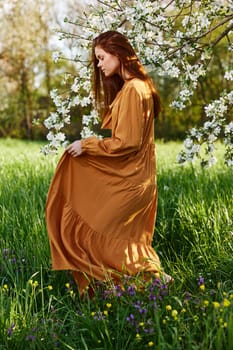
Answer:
[{"left": 46, "top": 78, "right": 162, "bottom": 293}]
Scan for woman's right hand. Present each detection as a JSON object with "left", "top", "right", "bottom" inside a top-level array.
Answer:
[{"left": 66, "top": 140, "right": 82, "bottom": 157}]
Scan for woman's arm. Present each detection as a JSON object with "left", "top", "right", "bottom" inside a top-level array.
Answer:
[{"left": 80, "top": 84, "right": 145, "bottom": 157}]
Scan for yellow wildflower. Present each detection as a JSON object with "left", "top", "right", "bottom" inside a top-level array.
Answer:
[
  {"left": 139, "top": 322, "right": 144, "bottom": 327},
  {"left": 229, "top": 294, "right": 233, "bottom": 300},
  {"left": 213, "top": 301, "right": 220, "bottom": 309},
  {"left": 91, "top": 312, "right": 96, "bottom": 316},
  {"left": 106, "top": 303, "right": 112, "bottom": 308},
  {"left": 103, "top": 310, "right": 108, "bottom": 316},
  {"left": 199, "top": 284, "right": 205, "bottom": 291},
  {"left": 162, "top": 319, "right": 166, "bottom": 324},
  {"left": 3, "top": 284, "right": 8, "bottom": 290},
  {"left": 223, "top": 322, "right": 227, "bottom": 328},
  {"left": 148, "top": 341, "right": 154, "bottom": 347},
  {"left": 203, "top": 300, "right": 209, "bottom": 306},
  {"left": 65, "top": 283, "right": 70, "bottom": 289},
  {"left": 166, "top": 305, "right": 172, "bottom": 311},
  {"left": 47, "top": 285, "right": 53, "bottom": 291},
  {"left": 171, "top": 310, "right": 178, "bottom": 318},
  {"left": 136, "top": 333, "right": 141, "bottom": 339},
  {"left": 223, "top": 299, "right": 230, "bottom": 307}
]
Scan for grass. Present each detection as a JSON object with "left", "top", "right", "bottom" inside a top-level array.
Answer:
[{"left": 0, "top": 138, "right": 232, "bottom": 349}]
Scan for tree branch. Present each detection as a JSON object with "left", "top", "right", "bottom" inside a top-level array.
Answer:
[
  {"left": 210, "top": 21, "right": 233, "bottom": 48},
  {"left": 197, "top": 13, "right": 233, "bottom": 40},
  {"left": 96, "top": 0, "right": 121, "bottom": 11}
]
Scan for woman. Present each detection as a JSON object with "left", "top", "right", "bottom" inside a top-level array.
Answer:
[{"left": 46, "top": 31, "right": 172, "bottom": 295}]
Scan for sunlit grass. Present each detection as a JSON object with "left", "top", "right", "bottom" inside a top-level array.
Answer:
[{"left": 0, "top": 138, "right": 232, "bottom": 349}]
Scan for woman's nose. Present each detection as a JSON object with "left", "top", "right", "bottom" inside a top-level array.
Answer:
[{"left": 97, "top": 61, "right": 101, "bottom": 68}]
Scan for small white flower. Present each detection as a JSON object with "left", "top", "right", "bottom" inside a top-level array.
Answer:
[
  {"left": 225, "top": 122, "right": 233, "bottom": 134},
  {"left": 208, "top": 134, "right": 217, "bottom": 142},
  {"left": 204, "top": 121, "right": 212, "bottom": 130},
  {"left": 184, "top": 137, "right": 193, "bottom": 149},
  {"left": 52, "top": 51, "right": 60, "bottom": 63},
  {"left": 50, "top": 89, "right": 58, "bottom": 100},
  {"left": 227, "top": 91, "right": 233, "bottom": 103},
  {"left": 224, "top": 70, "right": 233, "bottom": 80},
  {"left": 208, "top": 156, "right": 217, "bottom": 167},
  {"left": 55, "top": 132, "right": 66, "bottom": 141},
  {"left": 226, "top": 159, "right": 233, "bottom": 166},
  {"left": 170, "top": 100, "right": 185, "bottom": 110},
  {"left": 80, "top": 126, "right": 95, "bottom": 139},
  {"left": 191, "top": 144, "right": 200, "bottom": 154}
]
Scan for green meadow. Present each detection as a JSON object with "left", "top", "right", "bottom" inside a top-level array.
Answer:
[{"left": 0, "top": 138, "right": 232, "bottom": 350}]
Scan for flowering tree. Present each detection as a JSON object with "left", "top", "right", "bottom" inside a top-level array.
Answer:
[{"left": 43, "top": 0, "right": 233, "bottom": 167}]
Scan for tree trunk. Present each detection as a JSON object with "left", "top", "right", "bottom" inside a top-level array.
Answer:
[{"left": 20, "top": 63, "right": 33, "bottom": 139}]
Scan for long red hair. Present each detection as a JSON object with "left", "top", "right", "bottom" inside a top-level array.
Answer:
[{"left": 92, "top": 30, "right": 161, "bottom": 118}]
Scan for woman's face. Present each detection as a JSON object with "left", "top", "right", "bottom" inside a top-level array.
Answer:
[{"left": 95, "top": 46, "right": 120, "bottom": 77}]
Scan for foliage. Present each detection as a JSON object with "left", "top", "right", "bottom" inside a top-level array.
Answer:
[
  {"left": 0, "top": 0, "right": 73, "bottom": 140},
  {"left": 43, "top": 0, "right": 233, "bottom": 167},
  {"left": 0, "top": 139, "right": 232, "bottom": 349}
]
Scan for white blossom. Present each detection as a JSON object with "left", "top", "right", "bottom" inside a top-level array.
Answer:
[
  {"left": 57, "top": 103, "right": 70, "bottom": 116},
  {"left": 52, "top": 51, "right": 60, "bottom": 63},
  {"left": 226, "top": 159, "right": 233, "bottom": 166},
  {"left": 209, "top": 156, "right": 217, "bottom": 167},
  {"left": 40, "top": 0, "right": 233, "bottom": 165},
  {"left": 224, "top": 70, "right": 233, "bottom": 80},
  {"left": 161, "top": 60, "right": 180, "bottom": 78},
  {"left": 80, "top": 126, "right": 95, "bottom": 139},
  {"left": 170, "top": 100, "right": 185, "bottom": 110},
  {"left": 225, "top": 122, "right": 233, "bottom": 134}
]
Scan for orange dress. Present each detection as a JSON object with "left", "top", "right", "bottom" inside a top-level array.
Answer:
[{"left": 46, "top": 78, "right": 162, "bottom": 293}]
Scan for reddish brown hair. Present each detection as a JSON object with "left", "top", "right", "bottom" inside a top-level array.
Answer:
[{"left": 92, "top": 30, "right": 161, "bottom": 118}]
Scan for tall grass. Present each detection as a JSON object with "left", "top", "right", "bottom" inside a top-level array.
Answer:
[{"left": 0, "top": 139, "right": 232, "bottom": 349}]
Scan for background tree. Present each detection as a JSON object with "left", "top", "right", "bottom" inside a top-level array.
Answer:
[{"left": 0, "top": 0, "right": 68, "bottom": 139}]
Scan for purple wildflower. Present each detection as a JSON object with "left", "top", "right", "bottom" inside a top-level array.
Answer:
[
  {"left": 93, "top": 311, "right": 106, "bottom": 321},
  {"left": 198, "top": 276, "right": 205, "bottom": 286},
  {"left": 7, "top": 323, "right": 15, "bottom": 336},
  {"left": 3, "top": 248, "right": 8, "bottom": 255},
  {"left": 126, "top": 313, "right": 135, "bottom": 321},
  {"left": 184, "top": 292, "right": 192, "bottom": 300},
  {"left": 11, "top": 257, "right": 17, "bottom": 264},
  {"left": 127, "top": 284, "right": 136, "bottom": 296},
  {"left": 26, "top": 334, "right": 36, "bottom": 341},
  {"left": 149, "top": 293, "right": 156, "bottom": 301},
  {"left": 114, "top": 285, "right": 124, "bottom": 297},
  {"left": 134, "top": 301, "right": 148, "bottom": 314},
  {"left": 126, "top": 313, "right": 135, "bottom": 326}
]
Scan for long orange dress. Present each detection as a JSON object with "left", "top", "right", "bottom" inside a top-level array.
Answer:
[{"left": 46, "top": 78, "right": 162, "bottom": 293}]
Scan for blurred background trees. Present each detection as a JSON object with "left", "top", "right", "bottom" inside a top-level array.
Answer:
[
  {"left": 0, "top": 0, "right": 232, "bottom": 142},
  {"left": 0, "top": 0, "right": 74, "bottom": 139}
]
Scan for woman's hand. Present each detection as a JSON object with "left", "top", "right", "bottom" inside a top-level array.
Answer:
[{"left": 66, "top": 140, "right": 82, "bottom": 157}]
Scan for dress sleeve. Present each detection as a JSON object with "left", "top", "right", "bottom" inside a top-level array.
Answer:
[{"left": 81, "top": 84, "right": 145, "bottom": 157}]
